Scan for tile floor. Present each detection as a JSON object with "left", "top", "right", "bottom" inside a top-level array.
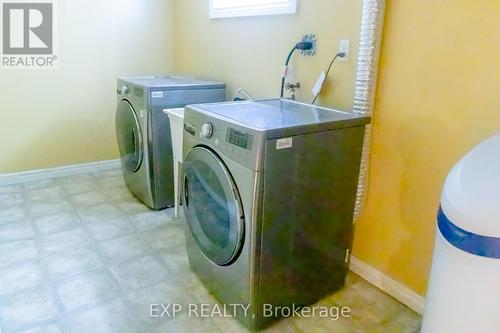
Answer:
[{"left": 0, "top": 169, "right": 421, "bottom": 333}]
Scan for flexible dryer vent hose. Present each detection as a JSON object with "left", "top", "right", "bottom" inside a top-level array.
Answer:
[{"left": 352, "top": 0, "right": 387, "bottom": 220}]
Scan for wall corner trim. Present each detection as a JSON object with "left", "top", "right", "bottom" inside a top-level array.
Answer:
[
  {"left": 349, "top": 256, "right": 426, "bottom": 315},
  {"left": 0, "top": 160, "right": 121, "bottom": 186}
]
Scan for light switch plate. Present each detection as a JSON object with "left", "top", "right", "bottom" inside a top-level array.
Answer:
[{"left": 338, "top": 39, "right": 350, "bottom": 62}]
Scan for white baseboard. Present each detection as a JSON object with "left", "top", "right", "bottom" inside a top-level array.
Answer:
[
  {"left": 349, "top": 256, "right": 425, "bottom": 315},
  {"left": 0, "top": 159, "right": 121, "bottom": 186}
]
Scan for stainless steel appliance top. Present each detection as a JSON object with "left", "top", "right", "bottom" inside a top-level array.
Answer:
[
  {"left": 118, "top": 75, "right": 225, "bottom": 90},
  {"left": 184, "top": 99, "right": 371, "bottom": 171},
  {"left": 190, "top": 99, "right": 370, "bottom": 134}
]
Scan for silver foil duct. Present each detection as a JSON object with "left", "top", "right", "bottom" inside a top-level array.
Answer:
[{"left": 353, "top": 0, "right": 386, "bottom": 220}]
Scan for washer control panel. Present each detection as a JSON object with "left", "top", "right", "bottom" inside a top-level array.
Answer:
[{"left": 184, "top": 107, "right": 263, "bottom": 170}]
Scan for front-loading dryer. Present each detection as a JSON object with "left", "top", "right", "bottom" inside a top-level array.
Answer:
[
  {"left": 115, "top": 75, "right": 225, "bottom": 210},
  {"left": 182, "top": 99, "right": 371, "bottom": 330}
]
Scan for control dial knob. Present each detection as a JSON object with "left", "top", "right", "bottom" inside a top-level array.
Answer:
[
  {"left": 201, "top": 123, "right": 214, "bottom": 138},
  {"left": 118, "top": 85, "right": 129, "bottom": 96}
]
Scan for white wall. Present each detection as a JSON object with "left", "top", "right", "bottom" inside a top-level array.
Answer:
[{"left": 0, "top": 0, "right": 174, "bottom": 173}]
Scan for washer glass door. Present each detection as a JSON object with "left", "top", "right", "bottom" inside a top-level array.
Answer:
[
  {"left": 115, "top": 100, "right": 143, "bottom": 172},
  {"left": 183, "top": 147, "right": 244, "bottom": 266}
]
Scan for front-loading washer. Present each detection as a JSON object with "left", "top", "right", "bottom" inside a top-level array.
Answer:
[
  {"left": 182, "top": 99, "right": 371, "bottom": 330},
  {"left": 115, "top": 75, "right": 225, "bottom": 210}
]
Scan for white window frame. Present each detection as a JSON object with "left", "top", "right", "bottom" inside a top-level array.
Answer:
[{"left": 209, "top": 0, "right": 297, "bottom": 19}]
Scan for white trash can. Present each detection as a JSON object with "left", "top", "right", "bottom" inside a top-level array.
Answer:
[
  {"left": 421, "top": 134, "right": 500, "bottom": 333},
  {"left": 164, "top": 108, "right": 185, "bottom": 218}
]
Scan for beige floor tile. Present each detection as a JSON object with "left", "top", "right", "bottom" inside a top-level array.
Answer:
[
  {"left": 96, "top": 175, "right": 126, "bottom": 188},
  {"left": 98, "top": 234, "right": 149, "bottom": 264},
  {"left": 77, "top": 202, "right": 124, "bottom": 223},
  {"left": 85, "top": 218, "right": 134, "bottom": 241},
  {"left": 61, "top": 180, "right": 100, "bottom": 195},
  {"left": 15, "top": 321, "right": 64, "bottom": 333},
  {"left": 126, "top": 281, "right": 196, "bottom": 327},
  {"left": 0, "top": 239, "right": 38, "bottom": 268},
  {"left": 140, "top": 223, "right": 186, "bottom": 251},
  {"left": 34, "top": 212, "right": 81, "bottom": 234},
  {"left": 0, "top": 193, "right": 24, "bottom": 208},
  {"left": 0, "top": 286, "right": 58, "bottom": 332},
  {"left": 71, "top": 190, "right": 109, "bottom": 208},
  {"left": 158, "top": 250, "right": 191, "bottom": 277},
  {"left": 117, "top": 199, "right": 152, "bottom": 215},
  {"left": 29, "top": 198, "right": 72, "bottom": 217},
  {"left": 40, "top": 228, "right": 92, "bottom": 255},
  {"left": 110, "top": 255, "right": 170, "bottom": 291},
  {"left": 55, "top": 269, "right": 120, "bottom": 312},
  {"left": 262, "top": 319, "right": 302, "bottom": 333},
  {"left": 0, "top": 171, "right": 421, "bottom": 333},
  {"left": 0, "top": 260, "right": 44, "bottom": 296},
  {"left": 58, "top": 173, "right": 96, "bottom": 184},
  {"left": 213, "top": 316, "right": 253, "bottom": 333},
  {"left": 46, "top": 247, "right": 102, "bottom": 281},
  {"left": 0, "top": 205, "right": 27, "bottom": 224},
  {"left": 102, "top": 185, "right": 135, "bottom": 201},
  {"left": 22, "top": 179, "right": 59, "bottom": 191},
  {"left": 0, "top": 184, "right": 23, "bottom": 194},
  {"left": 0, "top": 220, "right": 34, "bottom": 243},
  {"left": 150, "top": 313, "right": 222, "bottom": 333},
  {"left": 63, "top": 298, "right": 141, "bottom": 333},
  {"left": 373, "top": 307, "right": 421, "bottom": 333},
  {"left": 25, "top": 187, "right": 65, "bottom": 201},
  {"left": 131, "top": 211, "right": 174, "bottom": 232},
  {"left": 180, "top": 271, "right": 218, "bottom": 304}
]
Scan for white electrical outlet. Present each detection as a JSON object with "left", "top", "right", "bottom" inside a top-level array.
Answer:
[{"left": 338, "top": 39, "right": 350, "bottom": 62}]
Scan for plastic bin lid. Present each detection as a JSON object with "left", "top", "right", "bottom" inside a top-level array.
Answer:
[
  {"left": 164, "top": 108, "right": 184, "bottom": 121},
  {"left": 441, "top": 133, "right": 500, "bottom": 238}
]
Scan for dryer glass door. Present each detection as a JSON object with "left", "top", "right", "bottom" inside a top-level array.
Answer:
[
  {"left": 116, "top": 100, "right": 143, "bottom": 172},
  {"left": 183, "top": 147, "right": 244, "bottom": 266}
]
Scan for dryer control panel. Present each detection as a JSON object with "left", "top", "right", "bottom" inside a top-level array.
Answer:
[
  {"left": 183, "top": 106, "right": 265, "bottom": 171},
  {"left": 226, "top": 128, "right": 253, "bottom": 150}
]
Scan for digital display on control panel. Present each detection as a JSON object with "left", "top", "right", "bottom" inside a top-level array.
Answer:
[
  {"left": 227, "top": 128, "right": 253, "bottom": 150},
  {"left": 133, "top": 87, "right": 144, "bottom": 98}
]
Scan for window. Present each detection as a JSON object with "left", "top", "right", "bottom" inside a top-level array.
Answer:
[{"left": 209, "top": 0, "right": 297, "bottom": 19}]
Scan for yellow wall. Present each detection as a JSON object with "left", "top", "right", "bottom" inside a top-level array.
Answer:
[
  {"left": 172, "top": 0, "right": 362, "bottom": 110},
  {"left": 2, "top": 0, "right": 498, "bottom": 297},
  {"left": 2, "top": 0, "right": 360, "bottom": 173},
  {"left": 352, "top": 0, "right": 500, "bottom": 295},
  {"left": 0, "top": 0, "right": 174, "bottom": 173},
  {"left": 173, "top": 0, "right": 500, "bottom": 296}
]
